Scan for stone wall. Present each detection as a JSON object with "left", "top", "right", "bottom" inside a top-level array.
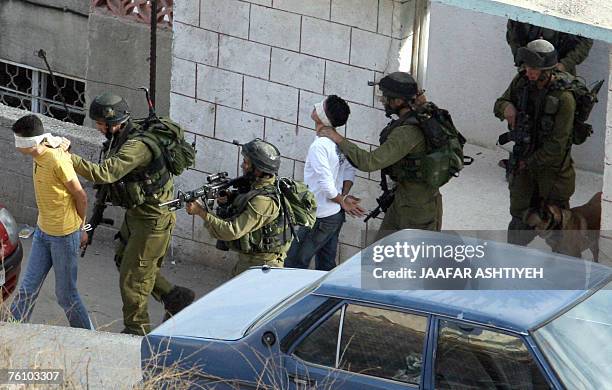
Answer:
[
  {"left": 599, "top": 47, "right": 612, "bottom": 265},
  {"left": 170, "top": 0, "right": 418, "bottom": 262}
]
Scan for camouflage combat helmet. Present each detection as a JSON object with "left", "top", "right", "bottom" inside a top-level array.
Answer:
[
  {"left": 516, "top": 39, "right": 558, "bottom": 70},
  {"left": 89, "top": 93, "right": 131, "bottom": 125},
  {"left": 242, "top": 138, "right": 281, "bottom": 175},
  {"left": 372, "top": 72, "right": 419, "bottom": 100}
]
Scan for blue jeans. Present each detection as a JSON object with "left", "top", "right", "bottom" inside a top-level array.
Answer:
[
  {"left": 285, "top": 210, "right": 345, "bottom": 271},
  {"left": 11, "top": 227, "right": 92, "bottom": 329}
]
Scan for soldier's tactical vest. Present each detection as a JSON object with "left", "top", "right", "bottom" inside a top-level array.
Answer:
[
  {"left": 106, "top": 122, "right": 171, "bottom": 209},
  {"left": 222, "top": 185, "right": 288, "bottom": 255},
  {"left": 518, "top": 70, "right": 599, "bottom": 150},
  {"left": 380, "top": 103, "right": 467, "bottom": 188}
]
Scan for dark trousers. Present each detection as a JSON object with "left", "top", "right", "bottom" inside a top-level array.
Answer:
[{"left": 285, "top": 210, "right": 345, "bottom": 271}]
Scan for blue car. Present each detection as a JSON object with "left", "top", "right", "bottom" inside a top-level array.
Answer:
[{"left": 142, "top": 231, "right": 612, "bottom": 389}]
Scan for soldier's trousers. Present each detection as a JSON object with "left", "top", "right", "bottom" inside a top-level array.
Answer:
[
  {"left": 377, "top": 193, "right": 443, "bottom": 241},
  {"left": 115, "top": 212, "right": 175, "bottom": 335},
  {"left": 508, "top": 166, "right": 575, "bottom": 245}
]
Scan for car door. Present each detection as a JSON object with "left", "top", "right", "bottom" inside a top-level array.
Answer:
[
  {"left": 283, "top": 301, "right": 430, "bottom": 389},
  {"left": 430, "top": 317, "right": 555, "bottom": 389}
]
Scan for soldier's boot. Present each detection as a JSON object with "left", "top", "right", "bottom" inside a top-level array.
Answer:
[{"left": 161, "top": 285, "right": 195, "bottom": 321}]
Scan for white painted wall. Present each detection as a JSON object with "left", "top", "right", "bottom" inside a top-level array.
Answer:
[
  {"left": 171, "top": 0, "right": 417, "bottom": 261},
  {"left": 425, "top": 2, "right": 610, "bottom": 173}
]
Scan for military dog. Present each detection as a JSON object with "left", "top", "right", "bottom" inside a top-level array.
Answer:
[{"left": 524, "top": 192, "right": 601, "bottom": 261}]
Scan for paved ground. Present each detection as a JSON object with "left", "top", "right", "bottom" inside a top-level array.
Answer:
[{"left": 10, "top": 238, "right": 229, "bottom": 333}]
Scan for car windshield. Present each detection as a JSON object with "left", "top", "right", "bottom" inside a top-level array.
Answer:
[{"left": 533, "top": 280, "right": 612, "bottom": 389}]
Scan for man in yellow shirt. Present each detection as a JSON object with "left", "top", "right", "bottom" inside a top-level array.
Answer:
[{"left": 10, "top": 115, "right": 92, "bottom": 329}]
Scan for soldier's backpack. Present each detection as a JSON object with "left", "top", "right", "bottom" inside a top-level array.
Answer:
[
  {"left": 132, "top": 117, "right": 196, "bottom": 176},
  {"left": 277, "top": 177, "right": 317, "bottom": 229},
  {"left": 407, "top": 103, "right": 472, "bottom": 188},
  {"left": 553, "top": 73, "right": 604, "bottom": 145}
]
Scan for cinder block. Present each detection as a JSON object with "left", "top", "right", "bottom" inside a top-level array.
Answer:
[
  {"left": 350, "top": 28, "right": 393, "bottom": 72},
  {"left": 601, "top": 198, "right": 612, "bottom": 231},
  {"left": 174, "top": 0, "right": 199, "bottom": 26},
  {"left": 357, "top": 176, "right": 381, "bottom": 212},
  {"left": 274, "top": 0, "right": 330, "bottom": 19},
  {"left": 270, "top": 48, "right": 325, "bottom": 93},
  {"left": 174, "top": 22, "right": 218, "bottom": 65},
  {"left": 170, "top": 93, "right": 215, "bottom": 137},
  {"left": 249, "top": 5, "right": 301, "bottom": 51},
  {"left": 339, "top": 216, "right": 366, "bottom": 247},
  {"left": 194, "top": 136, "right": 240, "bottom": 176},
  {"left": 339, "top": 243, "right": 361, "bottom": 263},
  {"left": 598, "top": 235, "right": 612, "bottom": 267},
  {"left": 325, "top": 61, "right": 375, "bottom": 106},
  {"left": 219, "top": 35, "right": 271, "bottom": 79},
  {"left": 196, "top": 64, "right": 243, "bottom": 110},
  {"left": 298, "top": 90, "right": 325, "bottom": 129},
  {"left": 365, "top": 216, "right": 382, "bottom": 246},
  {"left": 331, "top": 0, "right": 378, "bottom": 32},
  {"left": 294, "top": 160, "right": 305, "bottom": 181},
  {"left": 279, "top": 157, "right": 295, "bottom": 179},
  {"left": 243, "top": 77, "right": 299, "bottom": 123},
  {"left": 603, "top": 163, "right": 612, "bottom": 203},
  {"left": 378, "top": 0, "right": 394, "bottom": 36},
  {"left": 215, "top": 105, "right": 265, "bottom": 144},
  {"left": 171, "top": 57, "right": 196, "bottom": 97},
  {"left": 301, "top": 17, "right": 350, "bottom": 63},
  {"left": 265, "top": 121, "right": 315, "bottom": 161},
  {"left": 345, "top": 103, "right": 388, "bottom": 145},
  {"left": 193, "top": 214, "right": 218, "bottom": 246},
  {"left": 200, "top": 0, "right": 250, "bottom": 39}
]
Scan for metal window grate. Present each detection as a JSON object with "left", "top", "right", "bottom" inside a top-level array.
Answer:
[{"left": 0, "top": 60, "right": 86, "bottom": 125}]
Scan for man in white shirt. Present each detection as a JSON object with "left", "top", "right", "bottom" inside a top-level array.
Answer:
[{"left": 285, "top": 95, "right": 365, "bottom": 270}]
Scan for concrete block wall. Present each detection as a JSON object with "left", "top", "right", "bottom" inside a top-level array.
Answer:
[{"left": 171, "top": 0, "right": 416, "bottom": 263}]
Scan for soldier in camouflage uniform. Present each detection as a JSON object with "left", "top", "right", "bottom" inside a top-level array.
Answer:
[
  {"left": 186, "top": 139, "right": 290, "bottom": 276},
  {"left": 319, "top": 72, "right": 443, "bottom": 240},
  {"left": 506, "top": 20, "right": 593, "bottom": 75},
  {"left": 494, "top": 40, "right": 577, "bottom": 245},
  {"left": 71, "top": 93, "right": 195, "bottom": 335}
]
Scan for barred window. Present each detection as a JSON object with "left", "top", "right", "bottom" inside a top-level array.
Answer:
[{"left": 0, "top": 60, "right": 86, "bottom": 125}]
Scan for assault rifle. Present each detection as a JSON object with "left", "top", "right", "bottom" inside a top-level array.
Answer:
[
  {"left": 160, "top": 172, "right": 249, "bottom": 211},
  {"left": 81, "top": 138, "right": 115, "bottom": 257},
  {"left": 498, "top": 83, "right": 533, "bottom": 184},
  {"left": 364, "top": 174, "right": 395, "bottom": 223}
]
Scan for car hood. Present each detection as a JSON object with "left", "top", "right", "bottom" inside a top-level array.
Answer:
[{"left": 150, "top": 267, "right": 325, "bottom": 341}]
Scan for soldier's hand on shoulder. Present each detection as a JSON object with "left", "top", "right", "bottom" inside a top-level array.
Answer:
[
  {"left": 318, "top": 126, "right": 343, "bottom": 143},
  {"left": 503, "top": 104, "right": 518, "bottom": 129}
]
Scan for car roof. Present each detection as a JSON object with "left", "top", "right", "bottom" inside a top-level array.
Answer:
[{"left": 313, "top": 230, "right": 612, "bottom": 333}]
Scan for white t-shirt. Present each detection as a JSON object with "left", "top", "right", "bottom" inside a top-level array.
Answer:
[{"left": 304, "top": 136, "right": 356, "bottom": 218}]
